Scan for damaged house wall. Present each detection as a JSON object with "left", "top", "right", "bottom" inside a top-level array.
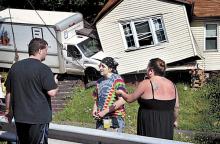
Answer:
[{"left": 94, "top": 0, "right": 201, "bottom": 75}]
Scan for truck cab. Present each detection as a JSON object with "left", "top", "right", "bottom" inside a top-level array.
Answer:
[
  {"left": 0, "top": 8, "right": 106, "bottom": 84},
  {"left": 63, "top": 35, "right": 105, "bottom": 81}
]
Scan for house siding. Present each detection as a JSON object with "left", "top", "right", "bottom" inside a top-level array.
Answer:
[
  {"left": 191, "top": 20, "right": 220, "bottom": 71},
  {"left": 96, "top": 0, "right": 197, "bottom": 74}
]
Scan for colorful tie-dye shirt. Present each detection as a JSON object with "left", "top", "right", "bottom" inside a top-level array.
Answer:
[{"left": 93, "top": 73, "right": 126, "bottom": 118}]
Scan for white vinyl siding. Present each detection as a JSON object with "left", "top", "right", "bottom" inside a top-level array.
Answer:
[
  {"left": 191, "top": 20, "right": 220, "bottom": 71},
  {"left": 120, "top": 16, "right": 167, "bottom": 50},
  {"left": 96, "top": 0, "right": 197, "bottom": 74}
]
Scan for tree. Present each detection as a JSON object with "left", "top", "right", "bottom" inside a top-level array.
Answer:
[{"left": 0, "top": 0, "right": 107, "bottom": 23}]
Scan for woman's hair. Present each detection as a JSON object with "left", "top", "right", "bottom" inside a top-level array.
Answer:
[
  {"left": 101, "top": 57, "right": 119, "bottom": 74},
  {"left": 148, "top": 58, "right": 166, "bottom": 76}
]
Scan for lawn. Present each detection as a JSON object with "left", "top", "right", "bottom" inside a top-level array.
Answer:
[
  {"left": 53, "top": 82, "right": 219, "bottom": 143},
  {"left": 0, "top": 70, "right": 219, "bottom": 143}
]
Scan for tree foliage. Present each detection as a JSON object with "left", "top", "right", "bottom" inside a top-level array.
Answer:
[{"left": 0, "top": 0, "right": 107, "bottom": 23}]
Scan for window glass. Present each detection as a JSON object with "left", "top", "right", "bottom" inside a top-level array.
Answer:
[
  {"left": 153, "top": 18, "right": 166, "bottom": 42},
  {"left": 77, "top": 38, "right": 101, "bottom": 57},
  {"left": 206, "top": 24, "right": 217, "bottom": 37},
  {"left": 122, "top": 23, "right": 135, "bottom": 48},
  {"left": 121, "top": 16, "right": 167, "bottom": 50},
  {"left": 135, "top": 21, "right": 154, "bottom": 46},
  {"left": 205, "top": 24, "right": 217, "bottom": 50},
  {"left": 206, "top": 38, "right": 217, "bottom": 50},
  {"left": 67, "top": 45, "right": 81, "bottom": 58}
]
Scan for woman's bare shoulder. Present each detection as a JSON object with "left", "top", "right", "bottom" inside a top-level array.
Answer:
[
  {"left": 136, "top": 79, "right": 150, "bottom": 88},
  {"left": 161, "top": 77, "right": 174, "bottom": 84},
  {"left": 141, "top": 79, "right": 151, "bottom": 84}
]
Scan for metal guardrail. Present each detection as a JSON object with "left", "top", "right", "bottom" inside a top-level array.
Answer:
[
  {"left": 0, "top": 131, "right": 16, "bottom": 142},
  {"left": 0, "top": 122, "right": 191, "bottom": 144},
  {"left": 49, "top": 123, "right": 190, "bottom": 144}
]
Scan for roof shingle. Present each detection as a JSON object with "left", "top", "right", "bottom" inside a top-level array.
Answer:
[
  {"left": 93, "top": 0, "right": 193, "bottom": 24},
  {"left": 94, "top": 0, "right": 220, "bottom": 22},
  {"left": 193, "top": 0, "right": 220, "bottom": 17}
]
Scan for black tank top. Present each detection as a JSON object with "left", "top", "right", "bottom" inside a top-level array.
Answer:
[{"left": 138, "top": 80, "right": 176, "bottom": 111}]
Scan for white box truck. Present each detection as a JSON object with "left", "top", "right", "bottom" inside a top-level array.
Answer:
[{"left": 0, "top": 8, "right": 105, "bottom": 82}]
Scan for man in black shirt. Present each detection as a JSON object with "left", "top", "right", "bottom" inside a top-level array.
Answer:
[{"left": 5, "top": 38, "right": 58, "bottom": 144}]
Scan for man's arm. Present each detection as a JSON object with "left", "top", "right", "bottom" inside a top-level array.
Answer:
[
  {"left": 47, "top": 89, "right": 58, "bottom": 97},
  {"left": 174, "top": 87, "right": 179, "bottom": 127},
  {"left": 92, "top": 102, "right": 98, "bottom": 117},
  {"left": 5, "top": 91, "right": 11, "bottom": 115},
  {"left": 4, "top": 91, "right": 13, "bottom": 123},
  {"left": 47, "top": 74, "right": 58, "bottom": 97}
]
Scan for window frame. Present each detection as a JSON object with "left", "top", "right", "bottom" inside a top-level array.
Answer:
[
  {"left": 119, "top": 16, "right": 167, "bottom": 51},
  {"left": 204, "top": 23, "right": 218, "bottom": 52}
]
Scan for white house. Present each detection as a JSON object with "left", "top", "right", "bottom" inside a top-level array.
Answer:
[
  {"left": 94, "top": 0, "right": 201, "bottom": 75},
  {"left": 190, "top": 0, "right": 220, "bottom": 72}
]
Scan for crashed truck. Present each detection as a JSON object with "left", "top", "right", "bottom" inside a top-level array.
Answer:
[{"left": 0, "top": 8, "right": 105, "bottom": 83}]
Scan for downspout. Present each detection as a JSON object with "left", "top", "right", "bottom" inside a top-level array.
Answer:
[
  {"left": 189, "top": 0, "right": 195, "bottom": 22},
  {"left": 183, "top": 2, "right": 203, "bottom": 59}
]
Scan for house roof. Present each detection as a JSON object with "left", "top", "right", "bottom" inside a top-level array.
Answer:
[
  {"left": 93, "top": 0, "right": 193, "bottom": 24},
  {"left": 193, "top": 0, "right": 220, "bottom": 17},
  {"left": 93, "top": 0, "right": 220, "bottom": 24}
]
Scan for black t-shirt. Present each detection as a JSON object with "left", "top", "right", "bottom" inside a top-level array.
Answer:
[{"left": 5, "top": 58, "right": 57, "bottom": 124}]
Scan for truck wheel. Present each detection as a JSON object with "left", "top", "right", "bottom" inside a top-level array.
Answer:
[{"left": 84, "top": 68, "right": 100, "bottom": 88}]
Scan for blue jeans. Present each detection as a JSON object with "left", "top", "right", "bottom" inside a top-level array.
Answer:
[{"left": 96, "top": 117, "right": 125, "bottom": 133}]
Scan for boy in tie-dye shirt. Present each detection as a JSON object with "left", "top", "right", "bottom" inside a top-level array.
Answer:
[{"left": 92, "top": 57, "right": 127, "bottom": 132}]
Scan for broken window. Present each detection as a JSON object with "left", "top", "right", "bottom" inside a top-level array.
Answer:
[
  {"left": 152, "top": 17, "right": 166, "bottom": 42},
  {"left": 122, "top": 23, "right": 135, "bottom": 48},
  {"left": 120, "top": 16, "right": 167, "bottom": 50},
  {"left": 205, "top": 24, "right": 217, "bottom": 50},
  {"left": 134, "top": 21, "right": 154, "bottom": 46}
]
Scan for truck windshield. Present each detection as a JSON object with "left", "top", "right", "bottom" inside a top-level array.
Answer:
[{"left": 77, "top": 38, "right": 101, "bottom": 57}]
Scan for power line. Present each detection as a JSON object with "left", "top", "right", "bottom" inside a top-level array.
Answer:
[{"left": 25, "top": 0, "right": 86, "bottom": 70}]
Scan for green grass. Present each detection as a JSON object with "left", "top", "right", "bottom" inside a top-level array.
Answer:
[
  {"left": 177, "top": 83, "right": 219, "bottom": 133},
  {"left": 53, "top": 87, "right": 95, "bottom": 127},
  {"left": 2, "top": 72, "right": 219, "bottom": 142},
  {"left": 177, "top": 84, "right": 210, "bottom": 131},
  {"left": 53, "top": 83, "right": 219, "bottom": 142},
  {"left": 53, "top": 86, "right": 139, "bottom": 133}
]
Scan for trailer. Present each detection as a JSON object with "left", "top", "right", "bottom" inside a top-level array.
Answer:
[{"left": 0, "top": 8, "right": 105, "bottom": 82}]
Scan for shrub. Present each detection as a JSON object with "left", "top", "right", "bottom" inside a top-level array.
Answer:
[{"left": 202, "top": 77, "right": 220, "bottom": 132}]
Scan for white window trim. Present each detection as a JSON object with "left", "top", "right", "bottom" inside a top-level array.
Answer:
[
  {"left": 204, "top": 23, "right": 218, "bottom": 52},
  {"left": 118, "top": 23, "right": 129, "bottom": 50},
  {"left": 149, "top": 18, "right": 158, "bottom": 44},
  {"left": 130, "top": 21, "right": 140, "bottom": 48},
  {"left": 119, "top": 16, "right": 167, "bottom": 51}
]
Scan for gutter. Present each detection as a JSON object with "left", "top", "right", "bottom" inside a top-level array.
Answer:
[{"left": 183, "top": 4, "right": 203, "bottom": 59}]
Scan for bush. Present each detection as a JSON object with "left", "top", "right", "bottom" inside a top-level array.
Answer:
[{"left": 202, "top": 77, "right": 220, "bottom": 132}]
